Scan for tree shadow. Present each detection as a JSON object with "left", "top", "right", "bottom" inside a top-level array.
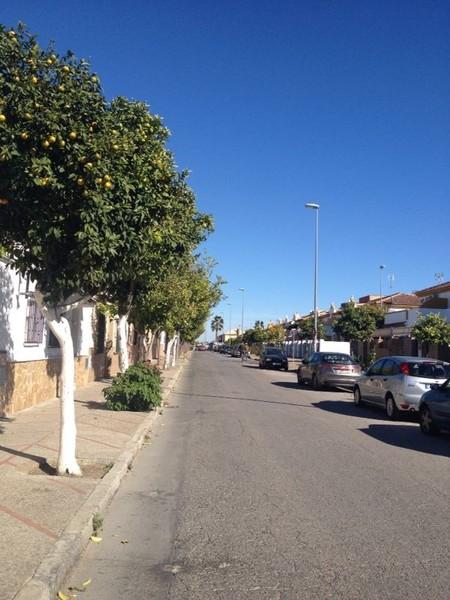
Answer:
[
  {"left": 360, "top": 424, "right": 450, "bottom": 458},
  {"left": 0, "top": 443, "right": 56, "bottom": 473},
  {"left": 172, "top": 391, "right": 312, "bottom": 409},
  {"left": 74, "top": 398, "right": 108, "bottom": 410},
  {"left": 312, "top": 400, "right": 418, "bottom": 422}
]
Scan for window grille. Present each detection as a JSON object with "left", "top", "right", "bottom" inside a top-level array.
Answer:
[{"left": 24, "top": 298, "right": 45, "bottom": 344}]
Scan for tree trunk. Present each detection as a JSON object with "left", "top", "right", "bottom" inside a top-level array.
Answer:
[
  {"left": 165, "top": 336, "right": 176, "bottom": 369},
  {"left": 158, "top": 331, "right": 166, "bottom": 368},
  {"left": 35, "top": 292, "right": 82, "bottom": 476},
  {"left": 171, "top": 335, "right": 178, "bottom": 367},
  {"left": 117, "top": 314, "right": 129, "bottom": 372}
]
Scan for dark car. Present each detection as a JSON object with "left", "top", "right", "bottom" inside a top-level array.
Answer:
[
  {"left": 259, "top": 347, "right": 288, "bottom": 370},
  {"left": 231, "top": 345, "right": 242, "bottom": 358},
  {"left": 297, "top": 352, "right": 361, "bottom": 389},
  {"left": 418, "top": 379, "right": 450, "bottom": 435}
]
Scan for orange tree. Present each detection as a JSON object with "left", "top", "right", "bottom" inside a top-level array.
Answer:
[{"left": 0, "top": 24, "right": 212, "bottom": 474}]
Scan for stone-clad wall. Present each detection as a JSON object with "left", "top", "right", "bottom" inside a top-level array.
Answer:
[{"left": 0, "top": 352, "right": 116, "bottom": 416}]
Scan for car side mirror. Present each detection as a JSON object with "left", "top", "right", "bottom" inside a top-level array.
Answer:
[
  {"left": 430, "top": 383, "right": 441, "bottom": 391},
  {"left": 302, "top": 358, "right": 308, "bottom": 364}
]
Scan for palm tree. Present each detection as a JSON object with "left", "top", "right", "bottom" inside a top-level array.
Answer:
[{"left": 211, "top": 315, "right": 224, "bottom": 341}]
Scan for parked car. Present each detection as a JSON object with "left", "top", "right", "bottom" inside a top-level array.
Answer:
[
  {"left": 418, "top": 379, "right": 450, "bottom": 435},
  {"left": 259, "top": 347, "right": 288, "bottom": 370},
  {"left": 231, "top": 345, "right": 242, "bottom": 358},
  {"left": 297, "top": 352, "right": 361, "bottom": 389},
  {"left": 195, "top": 343, "right": 208, "bottom": 351},
  {"left": 353, "top": 356, "right": 450, "bottom": 419}
]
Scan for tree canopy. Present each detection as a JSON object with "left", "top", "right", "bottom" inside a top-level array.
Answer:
[
  {"left": 411, "top": 313, "right": 450, "bottom": 347},
  {"left": 0, "top": 24, "right": 211, "bottom": 309},
  {"left": 333, "top": 303, "right": 384, "bottom": 342}
]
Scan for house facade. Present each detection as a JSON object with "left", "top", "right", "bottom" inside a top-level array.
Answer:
[{"left": 0, "top": 260, "right": 125, "bottom": 416}]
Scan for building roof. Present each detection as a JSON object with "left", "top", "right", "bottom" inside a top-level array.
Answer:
[{"left": 414, "top": 281, "right": 450, "bottom": 297}]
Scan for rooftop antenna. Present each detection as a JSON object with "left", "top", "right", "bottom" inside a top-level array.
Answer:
[
  {"left": 388, "top": 273, "right": 395, "bottom": 289},
  {"left": 435, "top": 272, "right": 444, "bottom": 284}
]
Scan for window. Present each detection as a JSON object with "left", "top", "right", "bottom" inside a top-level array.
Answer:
[
  {"left": 381, "top": 360, "right": 396, "bottom": 376},
  {"left": 408, "top": 361, "right": 450, "bottom": 379},
  {"left": 24, "top": 298, "right": 45, "bottom": 344},
  {"left": 321, "top": 353, "right": 354, "bottom": 364},
  {"left": 368, "top": 360, "right": 384, "bottom": 376}
]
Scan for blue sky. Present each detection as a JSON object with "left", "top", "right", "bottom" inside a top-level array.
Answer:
[{"left": 2, "top": 1, "right": 449, "bottom": 337}]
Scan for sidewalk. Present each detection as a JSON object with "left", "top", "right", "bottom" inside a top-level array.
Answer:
[{"left": 0, "top": 356, "right": 188, "bottom": 600}]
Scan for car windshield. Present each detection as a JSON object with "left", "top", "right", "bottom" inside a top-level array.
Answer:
[
  {"left": 407, "top": 362, "right": 450, "bottom": 379},
  {"left": 266, "top": 349, "right": 285, "bottom": 357},
  {"left": 321, "top": 354, "right": 354, "bottom": 364}
]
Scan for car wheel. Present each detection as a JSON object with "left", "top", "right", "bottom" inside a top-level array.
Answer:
[
  {"left": 385, "top": 395, "right": 399, "bottom": 420},
  {"left": 312, "top": 374, "right": 320, "bottom": 390},
  {"left": 419, "top": 405, "right": 439, "bottom": 435},
  {"left": 284, "top": 366, "right": 289, "bottom": 372},
  {"left": 354, "top": 386, "right": 362, "bottom": 406},
  {"left": 297, "top": 372, "right": 303, "bottom": 385}
]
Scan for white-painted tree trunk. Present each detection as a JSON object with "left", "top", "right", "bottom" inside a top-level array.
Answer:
[
  {"left": 171, "top": 335, "right": 179, "bottom": 367},
  {"left": 117, "top": 314, "right": 129, "bottom": 372},
  {"left": 159, "top": 331, "right": 166, "bottom": 367},
  {"left": 165, "top": 335, "right": 176, "bottom": 369},
  {"left": 35, "top": 292, "right": 82, "bottom": 476}
]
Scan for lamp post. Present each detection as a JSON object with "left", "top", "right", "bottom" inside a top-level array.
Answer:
[
  {"left": 305, "top": 203, "right": 320, "bottom": 351},
  {"left": 227, "top": 303, "right": 232, "bottom": 339},
  {"left": 238, "top": 288, "right": 245, "bottom": 336},
  {"left": 379, "top": 265, "right": 386, "bottom": 307}
]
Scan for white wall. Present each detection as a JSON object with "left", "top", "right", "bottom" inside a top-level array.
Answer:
[
  {"left": 0, "top": 261, "right": 93, "bottom": 363},
  {"left": 385, "top": 308, "right": 450, "bottom": 328}
]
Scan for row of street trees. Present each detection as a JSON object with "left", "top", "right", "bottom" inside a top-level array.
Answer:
[{"left": 0, "top": 24, "right": 222, "bottom": 475}]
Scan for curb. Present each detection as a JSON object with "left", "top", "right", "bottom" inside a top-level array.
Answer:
[{"left": 14, "top": 354, "right": 189, "bottom": 600}]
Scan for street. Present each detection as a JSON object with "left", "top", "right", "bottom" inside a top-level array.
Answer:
[{"left": 65, "top": 352, "right": 450, "bottom": 600}]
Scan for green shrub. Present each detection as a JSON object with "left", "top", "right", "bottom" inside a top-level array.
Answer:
[{"left": 103, "top": 363, "right": 162, "bottom": 411}]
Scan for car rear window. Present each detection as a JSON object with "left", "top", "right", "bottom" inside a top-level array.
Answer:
[
  {"left": 266, "top": 349, "right": 285, "bottom": 356},
  {"left": 321, "top": 354, "right": 354, "bottom": 364},
  {"left": 407, "top": 362, "right": 450, "bottom": 379}
]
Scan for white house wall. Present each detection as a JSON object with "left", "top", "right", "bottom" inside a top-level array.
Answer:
[{"left": 0, "top": 261, "right": 93, "bottom": 363}]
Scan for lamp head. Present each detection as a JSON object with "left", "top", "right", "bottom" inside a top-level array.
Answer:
[{"left": 305, "top": 202, "right": 320, "bottom": 209}]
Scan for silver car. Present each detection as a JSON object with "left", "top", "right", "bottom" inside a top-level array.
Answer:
[{"left": 353, "top": 356, "right": 450, "bottom": 419}]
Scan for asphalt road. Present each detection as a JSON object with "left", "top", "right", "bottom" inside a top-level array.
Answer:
[{"left": 65, "top": 352, "right": 450, "bottom": 600}]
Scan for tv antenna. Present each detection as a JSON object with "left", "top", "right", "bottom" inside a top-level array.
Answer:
[{"left": 435, "top": 272, "right": 444, "bottom": 284}]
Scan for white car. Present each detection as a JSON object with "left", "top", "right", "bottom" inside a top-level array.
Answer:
[{"left": 353, "top": 356, "right": 450, "bottom": 419}]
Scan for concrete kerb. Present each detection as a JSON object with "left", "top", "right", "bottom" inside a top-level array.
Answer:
[{"left": 14, "top": 354, "right": 189, "bottom": 600}]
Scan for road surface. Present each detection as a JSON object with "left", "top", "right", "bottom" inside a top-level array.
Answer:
[{"left": 64, "top": 352, "right": 450, "bottom": 599}]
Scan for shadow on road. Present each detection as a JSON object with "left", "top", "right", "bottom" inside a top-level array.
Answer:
[
  {"left": 360, "top": 424, "right": 450, "bottom": 457},
  {"left": 312, "top": 400, "right": 414, "bottom": 421},
  {"left": 272, "top": 381, "right": 301, "bottom": 390},
  {"left": 313, "top": 400, "right": 420, "bottom": 423},
  {"left": 172, "top": 391, "right": 312, "bottom": 409}
]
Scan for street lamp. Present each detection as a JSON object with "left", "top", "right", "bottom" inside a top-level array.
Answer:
[
  {"left": 305, "top": 202, "right": 320, "bottom": 351},
  {"left": 227, "top": 303, "right": 232, "bottom": 338},
  {"left": 379, "top": 265, "right": 386, "bottom": 307},
  {"left": 238, "top": 288, "right": 245, "bottom": 336}
]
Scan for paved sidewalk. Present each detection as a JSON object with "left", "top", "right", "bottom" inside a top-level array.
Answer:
[{"left": 0, "top": 357, "right": 187, "bottom": 600}]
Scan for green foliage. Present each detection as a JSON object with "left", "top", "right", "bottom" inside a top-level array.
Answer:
[
  {"left": 297, "top": 316, "right": 325, "bottom": 340},
  {"left": 131, "top": 257, "right": 224, "bottom": 343},
  {"left": 0, "top": 24, "right": 212, "bottom": 310},
  {"left": 242, "top": 327, "right": 268, "bottom": 345},
  {"left": 211, "top": 315, "right": 224, "bottom": 336},
  {"left": 266, "top": 324, "right": 286, "bottom": 344},
  {"left": 103, "top": 363, "right": 162, "bottom": 411},
  {"left": 411, "top": 313, "right": 450, "bottom": 346},
  {"left": 333, "top": 303, "right": 384, "bottom": 342}
]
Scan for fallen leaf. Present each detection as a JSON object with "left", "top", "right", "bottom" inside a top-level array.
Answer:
[
  {"left": 82, "top": 578, "right": 92, "bottom": 587},
  {"left": 89, "top": 535, "right": 102, "bottom": 543},
  {"left": 121, "top": 539, "right": 128, "bottom": 544},
  {"left": 57, "top": 592, "right": 70, "bottom": 600}
]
